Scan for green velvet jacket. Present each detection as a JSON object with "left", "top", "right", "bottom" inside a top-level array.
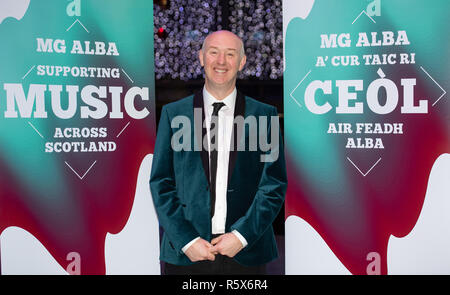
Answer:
[{"left": 150, "top": 90, "right": 287, "bottom": 266}]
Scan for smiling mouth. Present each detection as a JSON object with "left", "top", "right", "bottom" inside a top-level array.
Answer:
[{"left": 214, "top": 68, "right": 227, "bottom": 73}]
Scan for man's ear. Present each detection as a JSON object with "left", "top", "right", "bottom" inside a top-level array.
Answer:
[
  {"left": 198, "top": 50, "right": 204, "bottom": 67},
  {"left": 238, "top": 55, "right": 247, "bottom": 71}
]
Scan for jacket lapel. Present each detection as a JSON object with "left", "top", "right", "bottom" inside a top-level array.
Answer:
[
  {"left": 227, "top": 91, "right": 245, "bottom": 185},
  {"left": 193, "top": 90, "right": 211, "bottom": 186}
]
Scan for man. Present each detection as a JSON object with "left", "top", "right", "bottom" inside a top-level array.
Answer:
[{"left": 150, "top": 30, "right": 287, "bottom": 275}]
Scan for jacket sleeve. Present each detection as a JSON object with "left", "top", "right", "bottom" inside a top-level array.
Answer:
[
  {"left": 149, "top": 106, "right": 199, "bottom": 255},
  {"left": 230, "top": 107, "right": 287, "bottom": 249}
]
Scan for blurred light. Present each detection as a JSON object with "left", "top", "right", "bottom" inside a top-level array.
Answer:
[
  {"left": 154, "top": 0, "right": 282, "bottom": 80},
  {"left": 157, "top": 27, "right": 167, "bottom": 39}
]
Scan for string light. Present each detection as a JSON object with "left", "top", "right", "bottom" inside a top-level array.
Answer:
[
  {"left": 154, "top": 0, "right": 220, "bottom": 80},
  {"left": 229, "top": 0, "right": 283, "bottom": 80},
  {"left": 154, "top": 0, "right": 282, "bottom": 80}
]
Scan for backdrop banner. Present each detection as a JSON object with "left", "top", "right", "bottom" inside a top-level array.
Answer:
[
  {"left": 0, "top": 0, "right": 158, "bottom": 274},
  {"left": 283, "top": 0, "right": 449, "bottom": 274}
]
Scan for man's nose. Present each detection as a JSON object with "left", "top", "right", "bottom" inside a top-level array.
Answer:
[{"left": 217, "top": 52, "right": 226, "bottom": 64}]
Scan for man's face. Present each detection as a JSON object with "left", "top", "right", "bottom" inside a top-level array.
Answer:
[{"left": 199, "top": 31, "right": 246, "bottom": 91}]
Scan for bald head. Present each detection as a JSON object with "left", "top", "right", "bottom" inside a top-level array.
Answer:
[{"left": 201, "top": 30, "right": 245, "bottom": 59}]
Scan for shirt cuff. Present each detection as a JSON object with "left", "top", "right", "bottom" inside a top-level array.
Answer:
[
  {"left": 182, "top": 236, "right": 200, "bottom": 253},
  {"left": 232, "top": 230, "right": 248, "bottom": 248}
]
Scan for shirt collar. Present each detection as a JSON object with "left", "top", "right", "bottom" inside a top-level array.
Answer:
[{"left": 203, "top": 87, "right": 237, "bottom": 111}]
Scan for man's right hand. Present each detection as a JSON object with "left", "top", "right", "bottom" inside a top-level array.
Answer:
[{"left": 184, "top": 238, "right": 216, "bottom": 262}]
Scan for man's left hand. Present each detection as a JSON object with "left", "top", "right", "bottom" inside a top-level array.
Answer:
[{"left": 210, "top": 232, "right": 244, "bottom": 258}]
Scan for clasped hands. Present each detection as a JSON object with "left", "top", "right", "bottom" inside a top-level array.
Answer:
[{"left": 184, "top": 232, "right": 244, "bottom": 262}]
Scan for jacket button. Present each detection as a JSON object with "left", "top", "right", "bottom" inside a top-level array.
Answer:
[{"left": 206, "top": 185, "right": 209, "bottom": 191}]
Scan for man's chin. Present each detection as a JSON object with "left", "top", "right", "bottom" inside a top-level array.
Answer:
[{"left": 206, "top": 77, "right": 237, "bottom": 89}]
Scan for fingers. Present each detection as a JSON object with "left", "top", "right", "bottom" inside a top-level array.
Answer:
[
  {"left": 211, "top": 235, "right": 223, "bottom": 245},
  {"left": 202, "top": 240, "right": 216, "bottom": 260},
  {"left": 185, "top": 235, "right": 243, "bottom": 262},
  {"left": 185, "top": 239, "right": 217, "bottom": 262},
  {"left": 203, "top": 243, "right": 216, "bottom": 261},
  {"left": 211, "top": 235, "right": 223, "bottom": 255},
  {"left": 210, "top": 240, "right": 226, "bottom": 256},
  {"left": 211, "top": 233, "right": 243, "bottom": 258},
  {"left": 210, "top": 243, "right": 220, "bottom": 255},
  {"left": 206, "top": 240, "right": 218, "bottom": 256},
  {"left": 206, "top": 251, "right": 216, "bottom": 261}
]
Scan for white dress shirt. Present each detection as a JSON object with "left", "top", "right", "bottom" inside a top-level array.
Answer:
[{"left": 181, "top": 87, "right": 248, "bottom": 253}]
